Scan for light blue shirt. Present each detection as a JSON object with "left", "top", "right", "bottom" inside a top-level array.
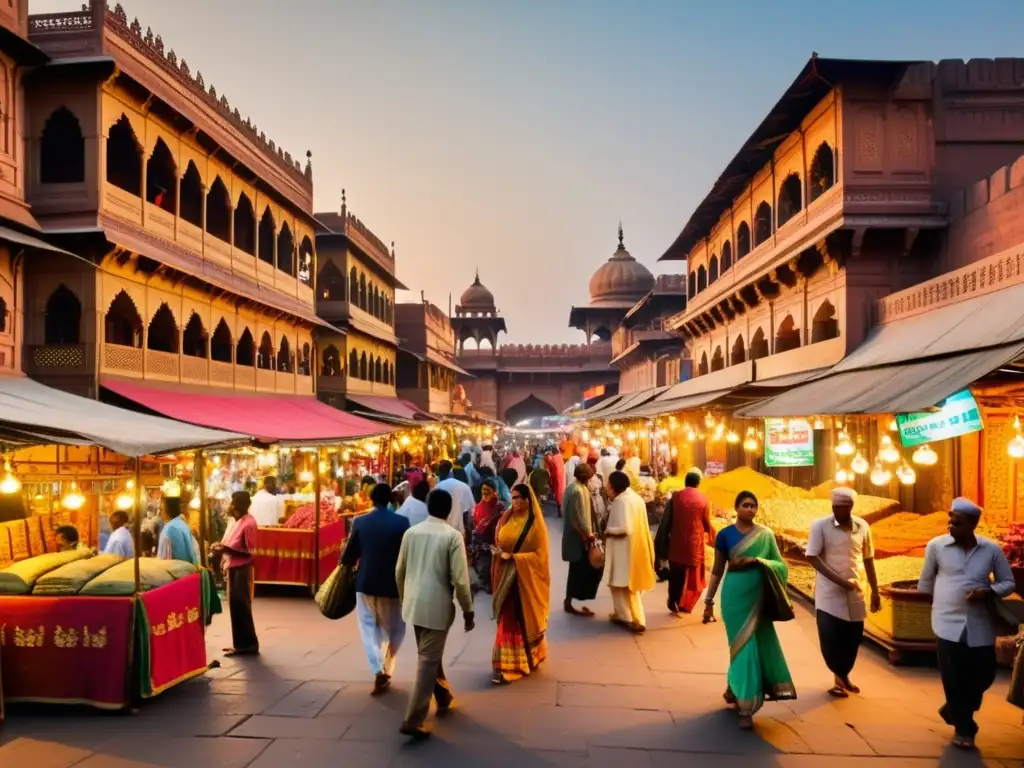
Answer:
[
  {"left": 396, "top": 496, "right": 429, "bottom": 527},
  {"left": 918, "top": 534, "right": 1016, "bottom": 646},
  {"left": 158, "top": 516, "right": 198, "bottom": 565},
  {"left": 103, "top": 526, "right": 134, "bottom": 558}
]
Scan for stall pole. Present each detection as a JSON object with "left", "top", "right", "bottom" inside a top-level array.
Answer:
[
  {"left": 132, "top": 458, "right": 142, "bottom": 595},
  {"left": 387, "top": 437, "right": 395, "bottom": 484},
  {"left": 312, "top": 446, "right": 323, "bottom": 594},
  {"left": 196, "top": 450, "right": 208, "bottom": 568}
]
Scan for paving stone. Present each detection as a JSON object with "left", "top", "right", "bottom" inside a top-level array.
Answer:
[
  {"left": 228, "top": 713, "right": 353, "bottom": 739},
  {"left": 261, "top": 680, "right": 346, "bottom": 717},
  {"left": 249, "top": 737, "right": 401, "bottom": 768},
  {"left": 0, "top": 737, "right": 93, "bottom": 768},
  {"left": 80, "top": 736, "right": 270, "bottom": 768},
  {"left": 783, "top": 722, "right": 876, "bottom": 756}
]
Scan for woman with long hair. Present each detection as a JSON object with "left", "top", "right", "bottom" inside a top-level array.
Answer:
[
  {"left": 703, "top": 490, "right": 796, "bottom": 729},
  {"left": 490, "top": 483, "right": 551, "bottom": 684},
  {"left": 469, "top": 478, "right": 505, "bottom": 594}
]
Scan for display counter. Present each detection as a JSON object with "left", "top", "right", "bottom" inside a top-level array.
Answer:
[{"left": 254, "top": 520, "right": 345, "bottom": 590}]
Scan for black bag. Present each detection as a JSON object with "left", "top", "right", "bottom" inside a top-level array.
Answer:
[{"left": 315, "top": 564, "right": 357, "bottom": 620}]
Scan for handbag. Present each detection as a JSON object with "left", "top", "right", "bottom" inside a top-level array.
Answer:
[
  {"left": 587, "top": 541, "right": 605, "bottom": 569},
  {"left": 315, "top": 564, "right": 357, "bottom": 620},
  {"left": 758, "top": 561, "right": 795, "bottom": 623}
]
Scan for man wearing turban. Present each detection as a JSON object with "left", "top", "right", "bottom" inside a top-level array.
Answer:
[{"left": 805, "top": 487, "right": 880, "bottom": 698}]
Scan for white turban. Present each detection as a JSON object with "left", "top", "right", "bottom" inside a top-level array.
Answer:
[
  {"left": 950, "top": 497, "right": 982, "bottom": 517},
  {"left": 830, "top": 487, "right": 858, "bottom": 505}
]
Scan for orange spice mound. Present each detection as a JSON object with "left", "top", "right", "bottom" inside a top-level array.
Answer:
[{"left": 871, "top": 511, "right": 1009, "bottom": 557}]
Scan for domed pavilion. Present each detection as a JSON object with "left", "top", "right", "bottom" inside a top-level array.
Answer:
[{"left": 451, "top": 270, "right": 507, "bottom": 353}]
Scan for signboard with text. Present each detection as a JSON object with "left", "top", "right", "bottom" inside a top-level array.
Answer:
[
  {"left": 896, "top": 389, "right": 983, "bottom": 447},
  {"left": 764, "top": 418, "right": 815, "bottom": 467}
]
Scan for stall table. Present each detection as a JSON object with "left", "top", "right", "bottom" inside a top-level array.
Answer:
[{"left": 254, "top": 520, "right": 346, "bottom": 590}]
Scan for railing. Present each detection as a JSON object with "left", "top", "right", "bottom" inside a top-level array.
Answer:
[
  {"left": 146, "top": 349, "right": 179, "bottom": 379},
  {"left": 28, "top": 344, "right": 88, "bottom": 373},
  {"left": 235, "top": 365, "right": 256, "bottom": 389},
  {"left": 181, "top": 355, "right": 208, "bottom": 382},
  {"left": 102, "top": 343, "right": 143, "bottom": 375},
  {"left": 209, "top": 360, "right": 233, "bottom": 386},
  {"left": 275, "top": 371, "right": 295, "bottom": 393}
]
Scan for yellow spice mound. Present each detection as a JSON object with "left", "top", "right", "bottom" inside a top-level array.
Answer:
[{"left": 701, "top": 467, "right": 810, "bottom": 514}]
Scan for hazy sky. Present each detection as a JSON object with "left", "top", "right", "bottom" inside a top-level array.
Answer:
[{"left": 33, "top": 0, "right": 1024, "bottom": 342}]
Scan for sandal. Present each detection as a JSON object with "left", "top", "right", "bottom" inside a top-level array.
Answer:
[
  {"left": 951, "top": 735, "right": 975, "bottom": 750},
  {"left": 827, "top": 685, "right": 849, "bottom": 698}
]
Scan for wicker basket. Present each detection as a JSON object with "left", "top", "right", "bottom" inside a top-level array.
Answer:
[{"left": 866, "top": 580, "right": 935, "bottom": 643}]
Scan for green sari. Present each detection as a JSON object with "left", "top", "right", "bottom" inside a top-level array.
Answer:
[{"left": 721, "top": 525, "right": 796, "bottom": 716}]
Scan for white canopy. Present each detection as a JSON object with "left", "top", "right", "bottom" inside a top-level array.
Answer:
[{"left": 0, "top": 375, "right": 246, "bottom": 456}]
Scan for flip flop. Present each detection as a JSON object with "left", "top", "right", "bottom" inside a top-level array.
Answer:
[
  {"left": 951, "top": 735, "right": 975, "bottom": 750},
  {"left": 576, "top": 606, "right": 595, "bottom": 616},
  {"left": 827, "top": 685, "right": 849, "bottom": 698}
]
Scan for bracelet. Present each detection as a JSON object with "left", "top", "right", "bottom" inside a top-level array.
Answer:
[{"left": 704, "top": 598, "right": 715, "bottom": 606}]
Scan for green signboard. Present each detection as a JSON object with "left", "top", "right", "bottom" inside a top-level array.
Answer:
[
  {"left": 764, "top": 418, "right": 815, "bottom": 467},
  {"left": 896, "top": 389, "right": 983, "bottom": 447}
]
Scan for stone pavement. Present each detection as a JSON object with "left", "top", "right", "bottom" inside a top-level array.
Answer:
[{"left": 2, "top": 515, "right": 1023, "bottom": 767}]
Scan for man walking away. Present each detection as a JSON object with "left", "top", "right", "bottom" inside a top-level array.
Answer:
[
  {"left": 396, "top": 489, "right": 475, "bottom": 739},
  {"left": 435, "top": 459, "right": 473, "bottom": 538},
  {"left": 806, "top": 487, "right": 880, "bottom": 698},
  {"left": 342, "top": 482, "right": 410, "bottom": 696},
  {"left": 562, "top": 462, "right": 602, "bottom": 616},
  {"left": 212, "top": 492, "right": 259, "bottom": 657},
  {"left": 919, "top": 497, "right": 1016, "bottom": 750},
  {"left": 604, "top": 470, "right": 656, "bottom": 633},
  {"left": 657, "top": 471, "right": 714, "bottom": 615}
]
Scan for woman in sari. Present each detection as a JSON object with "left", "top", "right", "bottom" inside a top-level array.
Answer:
[
  {"left": 491, "top": 483, "right": 551, "bottom": 684},
  {"left": 469, "top": 479, "right": 505, "bottom": 594},
  {"left": 702, "top": 491, "right": 796, "bottom": 729}
]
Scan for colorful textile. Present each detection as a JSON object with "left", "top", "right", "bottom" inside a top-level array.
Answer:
[
  {"left": 136, "top": 573, "right": 208, "bottom": 697},
  {"left": 664, "top": 488, "right": 714, "bottom": 567},
  {"left": 719, "top": 525, "right": 796, "bottom": 716},
  {"left": 223, "top": 513, "right": 257, "bottom": 568},
  {"left": 492, "top": 590, "right": 547, "bottom": 681},
  {"left": 26, "top": 516, "right": 46, "bottom": 557},
  {"left": 0, "top": 593, "right": 134, "bottom": 708},
  {"left": 252, "top": 520, "right": 343, "bottom": 589},
  {"left": 545, "top": 454, "right": 566, "bottom": 506}
]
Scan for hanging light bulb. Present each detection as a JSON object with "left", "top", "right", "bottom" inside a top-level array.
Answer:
[
  {"left": 189, "top": 495, "right": 201, "bottom": 510},
  {"left": 879, "top": 435, "right": 901, "bottom": 464},
  {"left": 0, "top": 460, "right": 20, "bottom": 495},
  {"left": 704, "top": 412, "right": 716, "bottom": 428},
  {"left": 685, "top": 428, "right": 695, "bottom": 442},
  {"left": 61, "top": 481, "right": 86, "bottom": 510},
  {"left": 162, "top": 479, "right": 181, "bottom": 498},
  {"left": 298, "top": 469, "right": 313, "bottom": 483},
  {"left": 627, "top": 431, "right": 637, "bottom": 441},
  {"left": 851, "top": 452, "right": 869, "bottom": 475},
  {"left": 400, "top": 435, "right": 411, "bottom": 447},
  {"left": 726, "top": 430, "right": 740, "bottom": 444},
  {"left": 581, "top": 430, "right": 590, "bottom": 442},
  {"left": 669, "top": 445, "right": 678, "bottom": 458},
  {"left": 912, "top": 444, "right": 938, "bottom": 466},
  {"left": 834, "top": 467, "right": 851, "bottom": 484},
  {"left": 812, "top": 417, "right": 825, "bottom": 431},
  {"left": 743, "top": 434, "right": 759, "bottom": 452},
  {"left": 713, "top": 423, "right": 725, "bottom": 442},
  {"left": 1009, "top": 434, "right": 1024, "bottom": 459},
  {"left": 870, "top": 459, "right": 891, "bottom": 487},
  {"left": 896, "top": 462, "right": 917, "bottom": 485},
  {"left": 342, "top": 450, "right": 351, "bottom": 462},
  {"left": 835, "top": 432, "right": 855, "bottom": 456},
  {"left": 319, "top": 460, "right": 328, "bottom": 475},
  {"left": 115, "top": 488, "right": 134, "bottom": 510},
  {"left": 888, "top": 418, "right": 899, "bottom": 433}
]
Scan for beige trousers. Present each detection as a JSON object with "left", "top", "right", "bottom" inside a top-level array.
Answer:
[
  {"left": 404, "top": 625, "right": 454, "bottom": 728},
  {"left": 610, "top": 586, "right": 646, "bottom": 627}
]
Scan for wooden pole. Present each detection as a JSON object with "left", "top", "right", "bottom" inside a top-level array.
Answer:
[
  {"left": 132, "top": 458, "right": 142, "bottom": 595},
  {"left": 387, "top": 437, "right": 394, "bottom": 484},
  {"left": 196, "top": 450, "right": 208, "bottom": 568},
  {"left": 312, "top": 446, "right": 323, "bottom": 594}
]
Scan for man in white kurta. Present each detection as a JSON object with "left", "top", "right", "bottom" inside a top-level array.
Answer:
[
  {"left": 249, "top": 476, "right": 285, "bottom": 527},
  {"left": 604, "top": 471, "right": 656, "bottom": 631}
]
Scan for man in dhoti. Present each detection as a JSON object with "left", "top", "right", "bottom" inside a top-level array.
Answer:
[
  {"left": 806, "top": 487, "right": 880, "bottom": 698},
  {"left": 604, "top": 470, "right": 656, "bottom": 633},
  {"left": 562, "top": 462, "right": 602, "bottom": 616}
]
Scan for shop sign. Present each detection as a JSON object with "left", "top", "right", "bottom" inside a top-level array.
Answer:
[
  {"left": 896, "top": 389, "right": 983, "bottom": 447},
  {"left": 704, "top": 460, "right": 726, "bottom": 477},
  {"left": 764, "top": 418, "right": 815, "bottom": 467}
]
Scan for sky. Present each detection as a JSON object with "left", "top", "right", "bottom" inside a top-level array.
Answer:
[{"left": 33, "top": 0, "right": 1024, "bottom": 342}]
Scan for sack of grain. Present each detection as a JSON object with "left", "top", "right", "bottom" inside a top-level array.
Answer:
[
  {"left": 80, "top": 558, "right": 176, "bottom": 596},
  {"left": 154, "top": 559, "right": 200, "bottom": 580},
  {"left": 33, "top": 554, "right": 127, "bottom": 595},
  {"left": 0, "top": 549, "right": 94, "bottom": 595}
]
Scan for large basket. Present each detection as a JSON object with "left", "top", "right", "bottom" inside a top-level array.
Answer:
[{"left": 867, "top": 580, "right": 935, "bottom": 643}]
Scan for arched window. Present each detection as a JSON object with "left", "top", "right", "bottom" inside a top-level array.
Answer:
[
  {"left": 753, "top": 202, "right": 773, "bottom": 247},
  {"left": 300, "top": 343, "right": 311, "bottom": 375},
  {"left": 40, "top": 107, "right": 85, "bottom": 184},
  {"left": 147, "top": 304, "right": 178, "bottom": 353},
  {"left": 384, "top": 361, "right": 392, "bottom": 385},
  {"left": 298, "top": 236, "right": 314, "bottom": 286},
  {"left": 811, "top": 300, "right": 839, "bottom": 343},
  {"left": 698, "top": 352, "right": 709, "bottom": 376},
  {"left": 721, "top": 241, "right": 733, "bottom": 272},
  {"left": 710, "top": 346, "right": 724, "bottom": 372},
  {"left": 0, "top": 298, "right": 6, "bottom": 332},
  {"left": 277, "top": 222, "right": 294, "bottom": 275},
  {"left": 145, "top": 138, "right": 176, "bottom": 214},
  {"left": 349, "top": 267, "right": 358, "bottom": 304},
  {"left": 234, "top": 192, "right": 256, "bottom": 255},
  {"left": 257, "top": 331, "right": 274, "bottom": 370},
  {"left": 319, "top": 261, "right": 345, "bottom": 301},
  {"left": 349, "top": 348, "right": 359, "bottom": 377},
  {"left": 374, "top": 357, "right": 383, "bottom": 383},
  {"left": 359, "top": 273, "right": 367, "bottom": 310},
  {"left": 258, "top": 208, "right": 275, "bottom": 265},
  {"left": 104, "top": 290, "right": 142, "bottom": 347},
  {"left": 106, "top": 115, "right": 142, "bottom": 196},
  {"left": 182, "top": 313, "right": 207, "bottom": 358},
  {"left": 322, "top": 344, "right": 341, "bottom": 376},
  {"left": 709, "top": 255, "right": 719, "bottom": 284},
  {"left": 211, "top": 319, "right": 232, "bottom": 363},
  {"left": 385, "top": 299, "right": 392, "bottom": 325},
  {"left": 775, "top": 314, "right": 800, "bottom": 354},
  {"left": 44, "top": 285, "right": 81, "bottom": 344},
  {"left": 810, "top": 143, "right": 836, "bottom": 203},
  {"left": 372, "top": 286, "right": 380, "bottom": 319},
  {"left": 731, "top": 335, "right": 746, "bottom": 366},
  {"left": 688, "top": 272, "right": 696, "bottom": 299},
  {"left": 236, "top": 327, "right": 255, "bottom": 367},
  {"left": 206, "top": 176, "right": 231, "bottom": 241},
  {"left": 696, "top": 265, "right": 707, "bottom": 293},
  {"left": 277, "top": 335, "right": 292, "bottom": 373},
  {"left": 359, "top": 352, "right": 368, "bottom": 380},
  {"left": 736, "top": 222, "right": 751, "bottom": 259},
  {"left": 777, "top": 174, "right": 802, "bottom": 228},
  {"left": 750, "top": 328, "right": 769, "bottom": 361},
  {"left": 179, "top": 161, "right": 203, "bottom": 228}
]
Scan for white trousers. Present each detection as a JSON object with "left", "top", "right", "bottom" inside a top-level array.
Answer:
[
  {"left": 355, "top": 593, "right": 406, "bottom": 677},
  {"left": 610, "top": 586, "right": 646, "bottom": 627}
]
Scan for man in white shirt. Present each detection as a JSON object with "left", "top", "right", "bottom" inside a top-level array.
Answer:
[
  {"left": 604, "top": 471, "right": 656, "bottom": 632},
  {"left": 103, "top": 510, "right": 135, "bottom": 558},
  {"left": 805, "top": 487, "right": 880, "bottom": 698},
  {"left": 397, "top": 480, "right": 430, "bottom": 527},
  {"left": 434, "top": 460, "right": 472, "bottom": 537},
  {"left": 918, "top": 497, "right": 1016, "bottom": 750},
  {"left": 249, "top": 476, "right": 284, "bottom": 527}
]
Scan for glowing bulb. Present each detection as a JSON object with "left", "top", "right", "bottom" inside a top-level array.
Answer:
[
  {"left": 335, "top": 467, "right": 344, "bottom": 478},
  {"left": 812, "top": 417, "right": 825, "bottom": 431},
  {"left": 669, "top": 446, "right": 678, "bottom": 458},
  {"left": 1009, "top": 434, "right": 1024, "bottom": 459},
  {"left": 115, "top": 492, "right": 134, "bottom": 511},
  {"left": 342, "top": 450, "right": 351, "bottom": 461},
  {"left": 896, "top": 462, "right": 916, "bottom": 485},
  {"left": 870, "top": 460, "right": 891, "bottom": 487},
  {"left": 888, "top": 418, "right": 899, "bottom": 433},
  {"left": 851, "top": 452, "right": 869, "bottom": 475},
  {"left": 912, "top": 444, "right": 938, "bottom": 466},
  {"left": 162, "top": 479, "right": 181, "bottom": 498},
  {"left": 834, "top": 468, "right": 850, "bottom": 485},
  {"left": 743, "top": 436, "right": 759, "bottom": 452},
  {"left": 879, "top": 435, "right": 901, "bottom": 464},
  {"left": 61, "top": 482, "right": 86, "bottom": 510},
  {"left": 726, "top": 431, "right": 740, "bottom": 444},
  {"left": 0, "top": 461, "right": 20, "bottom": 495},
  {"left": 704, "top": 412, "right": 716, "bottom": 429},
  {"left": 581, "top": 430, "right": 590, "bottom": 442},
  {"left": 400, "top": 435, "right": 411, "bottom": 447},
  {"left": 627, "top": 431, "right": 637, "bottom": 441},
  {"left": 189, "top": 495, "right": 201, "bottom": 510},
  {"left": 319, "top": 461, "right": 328, "bottom": 474},
  {"left": 835, "top": 432, "right": 855, "bottom": 456},
  {"left": 299, "top": 470, "right": 313, "bottom": 483}
]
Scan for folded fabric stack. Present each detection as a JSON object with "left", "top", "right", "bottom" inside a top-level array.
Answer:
[
  {"left": 9, "top": 519, "right": 29, "bottom": 561},
  {"left": 25, "top": 516, "right": 47, "bottom": 557},
  {"left": 33, "top": 554, "right": 127, "bottom": 595},
  {"left": 154, "top": 559, "right": 200, "bottom": 580},
  {"left": 80, "top": 558, "right": 176, "bottom": 596},
  {"left": 0, "top": 524, "right": 12, "bottom": 569},
  {"left": 0, "top": 549, "right": 95, "bottom": 595}
]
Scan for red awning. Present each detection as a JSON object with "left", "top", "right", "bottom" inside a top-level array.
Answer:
[
  {"left": 101, "top": 378, "right": 390, "bottom": 443},
  {"left": 347, "top": 394, "right": 433, "bottom": 422}
]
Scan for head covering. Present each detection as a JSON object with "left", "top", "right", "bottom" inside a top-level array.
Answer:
[
  {"left": 830, "top": 487, "right": 858, "bottom": 505},
  {"left": 950, "top": 497, "right": 982, "bottom": 517}
]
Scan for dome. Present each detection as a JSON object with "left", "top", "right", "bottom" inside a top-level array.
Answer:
[
  {"left": 587, "top": 224, "right": 655, "bottom": 306},
  {"left": 459, "top": 270, "right": 495, "bottom": 311}
]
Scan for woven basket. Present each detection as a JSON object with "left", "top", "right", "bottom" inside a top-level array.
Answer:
[{"left": 867, "top": 581, "right": 935, "bottom": 642}]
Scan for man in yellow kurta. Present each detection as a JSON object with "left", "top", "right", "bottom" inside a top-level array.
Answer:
[{"left": 604, "top": 470, "right": 656, "bottom": 632}]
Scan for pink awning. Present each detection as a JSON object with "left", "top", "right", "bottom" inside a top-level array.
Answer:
[
  {"left": 347, "top": 394, "right": 433, "bottom": 422},
  {"left": 101, "top": 378, "right": 390, "bottom": 442}
]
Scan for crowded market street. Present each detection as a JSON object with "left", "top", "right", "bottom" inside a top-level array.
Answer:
[{"left": 1, "top": 512, "right": 1022, "bottom": 768}]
